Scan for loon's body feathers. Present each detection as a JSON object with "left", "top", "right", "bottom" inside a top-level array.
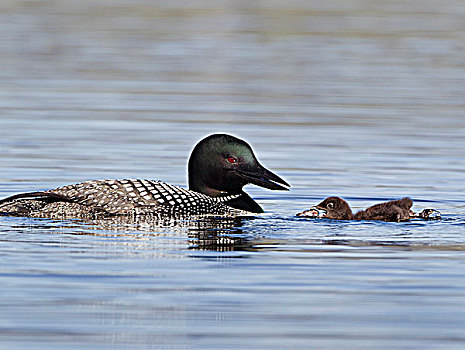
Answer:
[{"left": 0, "top": 179, "right": 248, "bottom": 218}]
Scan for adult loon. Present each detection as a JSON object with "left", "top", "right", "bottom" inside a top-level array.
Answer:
[
  {"left": 0, "top": 134, "right": 290, "bottom": 219},
  {"left": 297, "top": 197, "right": 441, "bottom": 222}
]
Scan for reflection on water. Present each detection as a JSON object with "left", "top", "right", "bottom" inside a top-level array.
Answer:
[
  {"left": 1, "top": 0, "right": 465, "bottom": 349},
  {"left": 82, "top": 215, "right": 253, "bottom": 251}
]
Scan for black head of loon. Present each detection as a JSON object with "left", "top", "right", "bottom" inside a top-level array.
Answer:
[{"left": 188, "top": 134, "right": 290, "bottom": 213}]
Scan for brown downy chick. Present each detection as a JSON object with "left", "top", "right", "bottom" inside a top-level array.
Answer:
[{"left": 298, "top": 197, "right": 414, "bottom": 222}]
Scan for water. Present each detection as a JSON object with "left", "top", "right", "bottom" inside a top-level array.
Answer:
[{"left": 1, "top": 0, "right": 465, "bottom": 349}]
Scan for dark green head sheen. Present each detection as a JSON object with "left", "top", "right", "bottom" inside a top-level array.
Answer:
[{"left": 188, "top": 134, "right": 289, "bottom": 212}]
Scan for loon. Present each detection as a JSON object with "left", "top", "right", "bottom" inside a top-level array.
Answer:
[
  {"left": 297, "top": 197, "right": 441, "bottom": 222},
  {"left": 0, "top": 134, "right": 290, "bottom": 219}
]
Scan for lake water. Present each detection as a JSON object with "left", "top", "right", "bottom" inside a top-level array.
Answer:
[{"left": 1, "top": 1, "right": 465, "bottom": 349}]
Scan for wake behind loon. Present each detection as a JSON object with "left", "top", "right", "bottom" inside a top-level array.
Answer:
[{"left": 0, "top": 134, "right": 290, "bottom": 219}]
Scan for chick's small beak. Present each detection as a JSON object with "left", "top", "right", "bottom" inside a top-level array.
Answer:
[{"left": 297, "top": 207, "right": 327, "bottom": 218}]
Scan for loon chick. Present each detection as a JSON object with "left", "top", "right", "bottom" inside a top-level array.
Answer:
[
  {"left": 297, "top": 197, "right": 440, "bottom": 222},
  {"left": 0, "top": 134, "right": 290, "bottom": 219}
]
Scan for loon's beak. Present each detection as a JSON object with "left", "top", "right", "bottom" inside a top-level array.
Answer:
[{"left": 236, "top": 164, "right": 290, "bottom": 191}]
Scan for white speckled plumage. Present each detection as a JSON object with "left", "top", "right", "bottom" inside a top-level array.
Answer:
[{"left": 0, "top": 179, "right": 248, "bottom": 219}]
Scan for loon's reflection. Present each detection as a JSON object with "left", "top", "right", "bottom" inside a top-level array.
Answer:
[
  {"left": 186, "top": 218, "right": 251, "bottom": 251},
  {"left": 74, "top": 214, "right": 255, "bottom": 251}
]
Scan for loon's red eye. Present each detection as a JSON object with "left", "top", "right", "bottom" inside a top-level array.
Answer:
[{"left": 227, "top": 157, "right": 237, "bottom": 164}]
